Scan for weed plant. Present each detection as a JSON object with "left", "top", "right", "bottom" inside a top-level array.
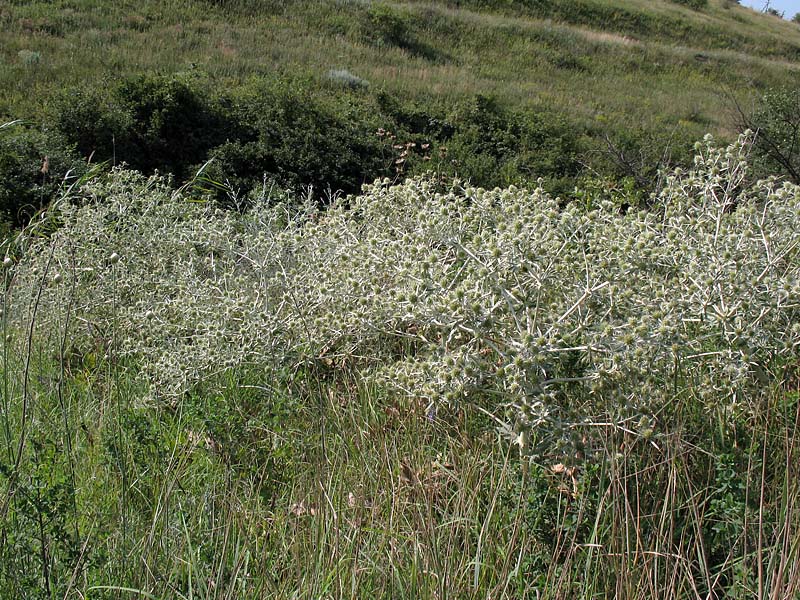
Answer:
[{"left": 0, "top": 134, "right": 799, "bottom": 598}]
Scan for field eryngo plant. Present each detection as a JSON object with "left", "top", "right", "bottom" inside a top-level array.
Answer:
[{"left": 5, "top": 133, "right": 799, "bottom": 463}]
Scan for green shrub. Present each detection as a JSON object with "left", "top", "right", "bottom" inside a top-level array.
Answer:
[
  {"left": 374, "top": 90, "right": 455, "bottom": 139},
  {"left": 51, "top": 86, "right": 133, "bottom": 166},
  {"left": 53, "top": 74, "right": 387, "bottom": 204},
  {"left": 42, "top": 71, "right": 703, "bottom": 207},
  {"left": 361, "top": 4, "right": 413, "bottom": 49},
  {"left": 438, "top": 95, "right": 582, "bottom": 190},
  {"left": 358, "top": 4, "right": 442, "bottom": 61},
  {"left": 585, "top": 120, "right": 697, "bottom": 197},
  {"left": 54, "top": 74, "right": 230, "bottom": 181},
  {"left": 738, "top": 87, "right": 800, "bottom": 183},
  {"left": 668, "top": 0, "right": 708, "bottom": 9},
  {"left": 115, "top": 74, "right": 230, "bottom": 179},
  {"left": 199, "top": 81, "right": 385, "bottom": 204},
  {"left": 0, "top": 123, "right": 86, "bottom": 227}
]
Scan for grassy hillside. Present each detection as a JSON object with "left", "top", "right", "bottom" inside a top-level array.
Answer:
[
  {"left": 3, "top": 0, "right": 799, "bottom": 123},
  {"left": 1, "top": 0, "right": 799, "bottom": 219}
]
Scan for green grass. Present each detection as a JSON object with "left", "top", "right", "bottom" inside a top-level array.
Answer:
[
  {"left": 2, "top": 329, "right": 798, "bottom": 598},
  {"left": 0, "top": 348, "right": 537, "bottom": 598},
  {"left": 2, "top": 342, "right": 798, "bottom": 598},
  {"left": 1, "top": 0, "right": 799, "bottom": 134}
]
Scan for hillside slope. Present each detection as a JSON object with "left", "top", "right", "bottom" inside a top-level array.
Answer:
[
  {"left": 2, "top": 0, "right": 798, "bottom": 118},
  {"left": 0, "top": 0, "right": 799, "bottom": 215}
]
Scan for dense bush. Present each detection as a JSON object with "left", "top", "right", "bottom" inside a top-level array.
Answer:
[
  {"left": 49, "top": 74, "right": 389, "bottom": 204},
  {"left": 113, "top": 74, "right": 231, "bottom": 180},
  {"left": 52, "top": 86, "right": 133, "bottom": 167},
  {"left": 54, "top": 74, "right": 230, "bottom": 181},
  {"left": 435, "top": 95, "right": 582, "bottom": 194},
  {"left": 0, "top": 66, "right": 710, "bottom": 220},
  {"left": 0, "top": 71, "right": 714, "bottom": 220},
  {"left": 357, "top": 3, "right": 442, "bottom": 60},
  {"left": 199, "top": 81, "right": 386, "bottom": 204},
  {"left": 360, "top": 4, "right": 413, "bottom": 49},
  {"left": 0, "top": 122, "right": 86, "bottom": 228},
  {"left": 668, "top": 0, "right": 708, "bottom": 9},
  {"left": 584, "top": 120, "right": 698, "bottom": 199},
  {"left": 736, "top": 86, "right": 800, "bottom": 184},
  {"left": 42, "top": 74, "right": 589, "bottom": 207}
]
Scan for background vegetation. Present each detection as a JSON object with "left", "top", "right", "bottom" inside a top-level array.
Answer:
[{"left": 1, "top": 0, "right": 800, "bottom": 223}]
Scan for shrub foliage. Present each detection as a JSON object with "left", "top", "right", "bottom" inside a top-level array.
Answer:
[
  {"left": 737, "top": 87, "right": 800, "bottom": 184},
  {"left": 0, "top": 122, "right": 86, "bottom": 227}
]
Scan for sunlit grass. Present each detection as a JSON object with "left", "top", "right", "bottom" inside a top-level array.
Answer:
[{"left": 1, "top": 0, "right": 798, "bottom": 137}]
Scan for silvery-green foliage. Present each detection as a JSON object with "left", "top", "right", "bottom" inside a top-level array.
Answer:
[
  {"left": 17, "top": 50, "right": 41, "bottom": 66},
  {"left": 5, "top": 133, "right": 799, "bottom": 461},
  {"left": 326, "top": 69, "right": 369, "bottom": 89}
]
